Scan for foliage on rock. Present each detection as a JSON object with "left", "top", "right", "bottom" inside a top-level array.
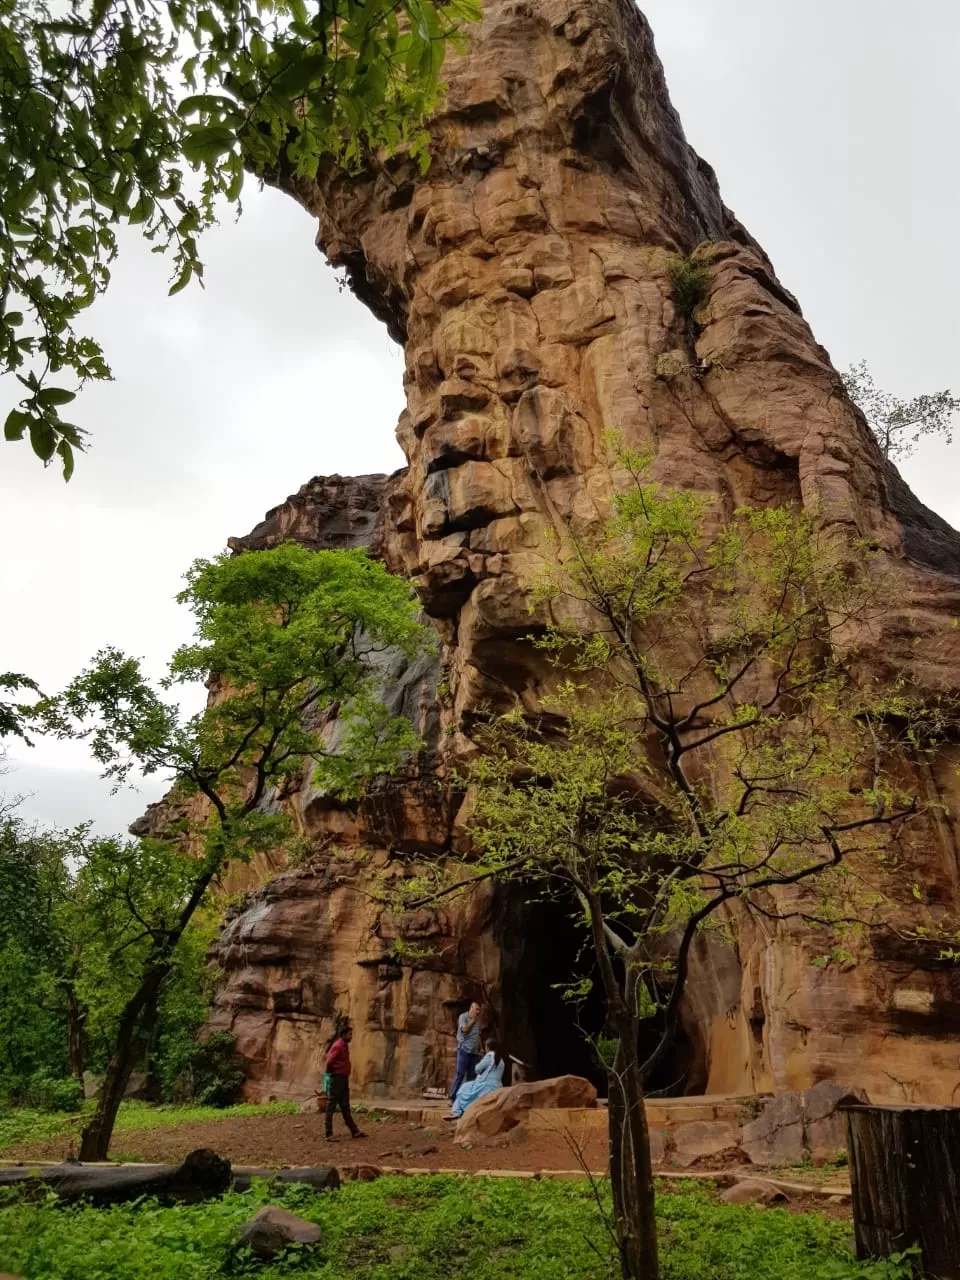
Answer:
[{"left": 666, "top": 255, "right": 712, "bottom": 324}]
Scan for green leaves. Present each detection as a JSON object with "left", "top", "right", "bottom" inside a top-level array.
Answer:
[
  {"left": 1, "top": 0, "right": 479, "bottom": 477},
  {"left": 180, "top": 124, "right": 235, "bottom": 165},
  {"left": 40, "top": 541, "right": 428, "bottom": 833},
  {"left": 36, "top": 387, "right": 76, "bottom": 408},
  {"left": 25, "top": 542, "right": 429, "bottom": 1154},
  {"left": 0, "top": 671, "right": 41, "bottom": 743},
  {"left": 464, "top": 445, "right": 951, "bottom": 1121},
  {"left": 843, "top": 360, "right": 959, "bottom": 462}
]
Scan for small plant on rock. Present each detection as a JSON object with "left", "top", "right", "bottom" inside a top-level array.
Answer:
[{"left": 667, "top": 255, "right": 712, "bottom": 324}]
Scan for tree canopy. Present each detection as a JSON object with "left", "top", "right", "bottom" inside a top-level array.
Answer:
[
  {"left": 1, "top": 0, "right": 479, "bottom": 476},
  {"left": 844, "top": 360, "right": 959, "bottom": 463}
]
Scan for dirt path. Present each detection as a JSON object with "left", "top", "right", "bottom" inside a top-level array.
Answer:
[
  {"left": 6, "top": 1111, "right": 609, "bottom": 1174},
  {"left": 4, "top": 1110, "right": 850, "bottom": 1220}
]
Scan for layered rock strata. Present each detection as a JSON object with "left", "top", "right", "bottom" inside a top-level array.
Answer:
[{"left": 209, "top": 0, "right": 960, "bottom": 1102}]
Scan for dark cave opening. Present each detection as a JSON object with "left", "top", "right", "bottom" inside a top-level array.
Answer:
[
  {"left": 497, "top": 890, "right": 608, "bottom": 1094},
  {"left": 495, "top": 889, "right": 702, "bottom": 1098}
]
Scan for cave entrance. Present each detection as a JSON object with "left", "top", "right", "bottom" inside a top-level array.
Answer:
[
  {"left": 496, "top": 890, "right": 608, "bottom": 1096},
  {"left": 495, "top": 889, "right": 703, "bottom": 1098}
]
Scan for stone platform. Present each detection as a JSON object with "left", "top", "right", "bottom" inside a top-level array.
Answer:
[
  {"left": 364, "top": 1088, "right": 854, "bottom": 1169},
  {"left": 365, "top": 1093, "right": 753, "bottom": 1128}
]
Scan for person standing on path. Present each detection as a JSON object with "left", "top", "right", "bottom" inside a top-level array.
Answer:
[
  {"left": 449, "top": 1000, "right": 483, "bottom": 1103},
  {"left": 324, "top": 1025, "right": 366, "bottom": 1141}
]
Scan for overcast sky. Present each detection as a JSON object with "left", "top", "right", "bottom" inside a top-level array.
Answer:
[{"left": 2, "top": 0, "right": 958, "bottom": 834}]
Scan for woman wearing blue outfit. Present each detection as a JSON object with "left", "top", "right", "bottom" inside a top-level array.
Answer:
[{"left": 447, "top": 1038, "right": 505, "bottom": 1119}]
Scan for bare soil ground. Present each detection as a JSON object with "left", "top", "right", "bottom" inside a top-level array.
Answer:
[
  {"left": 4, "top": 1109, "right": 850, "bottom": 1219},
  {"left": 5, "top": 1110, "right": 604, "bottom": 1173}
]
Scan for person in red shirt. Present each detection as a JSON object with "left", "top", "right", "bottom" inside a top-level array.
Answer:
[{"left": 324, "top": 1024, "right": 365, "bottom": 1141}]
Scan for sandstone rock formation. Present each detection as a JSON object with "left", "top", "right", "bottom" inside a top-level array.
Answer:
[
  {"left": 454, "top": 1074, "right": 598, "bottom": 1145},
  {"left": 207, "top": 0, "right": 960, "bottom": 1104},
  {"left": 740, "top": 1081, "right": 868, "bottom": 1166}
]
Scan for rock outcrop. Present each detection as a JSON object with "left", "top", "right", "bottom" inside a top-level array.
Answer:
[
  {"left": 208, "top": 0, "right": 960, "bottom": 1104},
  {"left": 453, "top": 1074, "right": 598, "bottom": 1145},
  {"left": 237, "top": 1206, "right": 324, "bottom": 1262}
]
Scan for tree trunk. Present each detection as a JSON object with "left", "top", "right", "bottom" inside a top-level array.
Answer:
[
  {"left": 607, "top": 1052, "right": 630, "bottom": 1273},
  {"left": 845, "top": 1104, "right": 960, "bottom": 1278},
  {"left": 584, "top": 889, "right": 659, "bottom": 1280},
  {"left": 615, "top": 1013, "right": 658, "bottom": 1280},
  {"left": 79, "top": 970, "right": 165, "bottom": 1161},
  {"left": 66, "top": 987, "right": 85, "bottom": 1082},
  {"left": 0, "top": 1149, "right": 231, "bottom": 1205}
]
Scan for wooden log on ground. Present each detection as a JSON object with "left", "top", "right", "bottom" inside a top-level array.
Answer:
[
  {"left": 845, "top": 1104, "right": 960, "bottom": 1279},
  {"left": 231, "top": 1165, "right": 340, "bottom": 1193},
  {"left": 0, "top": 1148, "right": 231, "bottom": 1206}
]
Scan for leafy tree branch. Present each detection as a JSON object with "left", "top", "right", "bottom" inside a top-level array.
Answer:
[{"left": 1, "top": 0, "right": 480, "bottom": 474}]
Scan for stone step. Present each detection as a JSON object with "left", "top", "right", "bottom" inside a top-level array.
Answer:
[{"left": 363, "top": 1093, "right": 759, "bottom": 1130}]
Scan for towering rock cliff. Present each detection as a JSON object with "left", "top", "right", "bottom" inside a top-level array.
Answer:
[{"left": 210, "top": 0, "right": 960, "bottom": 1104}]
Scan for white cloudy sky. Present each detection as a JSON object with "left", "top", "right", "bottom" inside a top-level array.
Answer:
[{"left": 2, "top": 0, "right": 958, "bottom": 833}]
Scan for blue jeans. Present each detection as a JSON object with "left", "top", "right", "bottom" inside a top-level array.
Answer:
[{"left": 450, "top": 1048, "right": 479, "bottom": 1102}]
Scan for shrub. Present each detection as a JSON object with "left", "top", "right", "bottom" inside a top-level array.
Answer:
[
  {"left": 667, "top": 255, "right": 712, "bottom": 322},
  {"left": 171, "top": 1032, "right": 245, "bottom": 1108},
  {"left": 22, "top": 1071, "right": 83, "bottom": 1113}
]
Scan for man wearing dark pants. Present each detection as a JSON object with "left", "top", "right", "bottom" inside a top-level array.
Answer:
[
  {"left": 324, "top": 1025, "right": 365, "bottom": 1141},
  {"left": 449, "top": 1001, "right": 482, "bottom": 1104}
]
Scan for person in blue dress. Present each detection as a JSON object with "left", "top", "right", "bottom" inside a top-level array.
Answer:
[{"left": 447, "top": 1038, "right": 505, "bottom": 1119}]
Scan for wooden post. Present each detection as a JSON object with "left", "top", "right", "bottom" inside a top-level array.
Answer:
[{"left": 845, "top": 1104, "right": 960, "bottom": 1279}]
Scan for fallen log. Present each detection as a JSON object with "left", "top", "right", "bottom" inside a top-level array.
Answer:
[
  {"left": 0, "top": 1148, "right": 231, "bottom": 1205},
  {"left": 232, "top": 1166, "right": 340, "bottom": 1193},
  {"left": 845, "top": 1104, "right": 960, "bottom": 1279}
]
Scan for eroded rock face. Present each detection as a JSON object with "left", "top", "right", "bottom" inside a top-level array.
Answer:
[
  {"left": 210, "top": 0, "right": 960, "bottom": 1103},
  {"left": 454, "top": 1074, "right": 598, "bottom": 1145},
  {"left": 207, "top": 473, "right": 503, "bottom": 1098}
]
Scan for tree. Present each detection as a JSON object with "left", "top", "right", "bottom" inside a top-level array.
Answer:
[
  {"left": 0, "top": 806, "right": 74, "bottom": 1095},
  {"left": 1, "top": 0, "right": 480, "bottom": 476},
  {"left": 0, "top": 673, "right": 40, "bottom": 742},
  {"left": 35, "top": 540, "right": 427, "bottom": 1158},
  {"left": 401, "top": 448, "right": 945, "bottom": 1280},
  {"left": 57, "top": 831, "right": 210, "bottom": 1091},
  {"left": 844, "top": 360, "right": 960, "bottom": 462},
  {"left": 0, "top": 800, "right": 233, "bottom": 1108}
]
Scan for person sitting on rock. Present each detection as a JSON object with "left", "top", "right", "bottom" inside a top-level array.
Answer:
[
  {"left": 446, "top": 1037, "right": 505, "bottom": 1120},
  {"left": 324, "top": 1024, "right": 366, "bottom": 1142},
  {"left": 449, "top": 999, "right": 483, "bottom": 1104}
]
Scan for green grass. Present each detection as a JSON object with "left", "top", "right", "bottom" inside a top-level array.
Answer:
[
  {"left": 0, "top": 1100, "right": 298, "bottom": 1156},
  {"left": 0, "top": 1175, "right": 913, "bottom": 1280}
]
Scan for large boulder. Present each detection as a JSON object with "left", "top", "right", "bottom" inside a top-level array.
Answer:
[
  {"left": 741, "top": 1093, "right": 805, "bottom": 1166},
  {"left": 742, "top": 1082, "right": 867, "bottom": 1165},
  {"left": 803, "top": 1081, "right": 868, "bottom": 1162},
  {"left": 454, "top": 1075, "right": 597, "bottom": 1144},
  {"left": 671, "top": 1120, "right": 742, "bottom": 1169}
]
